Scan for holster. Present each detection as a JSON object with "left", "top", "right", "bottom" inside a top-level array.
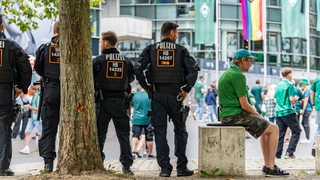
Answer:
[{"left": 180, "top": 105, "right": 190, "bottom": 123}]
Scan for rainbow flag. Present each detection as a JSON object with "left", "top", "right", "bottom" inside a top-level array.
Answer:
[{"left": 241, "top": 0, "right": 263, "bottom": 41}]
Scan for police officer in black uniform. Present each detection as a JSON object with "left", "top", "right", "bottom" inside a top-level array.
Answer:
[
  {"left": 34, "top": 21, "right": 60, "bottom": 173},
  {"left": 135, "top": 21, "right": 199, "bottom": 177},
  {"left": 0, "top": 14, "right": 32, "bottom": 176},
  {"left": 93, "top": 31, "right": 135, "bottom": 175}
]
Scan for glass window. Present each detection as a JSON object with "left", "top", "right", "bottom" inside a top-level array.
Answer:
[
  {"left": 136, "top": 6, "right": 155, "bottom": 18},
  {"left": 268, "top": 33, "right": 278, "bottom": 52},
  {"left": 178, "top": 31, "right": 192, "bottom": 49},
  {"left": 268, "top": 0, "right": 280, "bottom": 6},
  {"left": 177, "top": 4, "right": 194, "bottom": 18},
  {"left": 268, "top": 54, "right": 277, "bottom": 65},
  {"left": 156, "top": 5, "right": 176, "bottom": 19},
  {"left": 226, "top": 32, "right": 237, "bottom": 57},
  {"left": 178, "top": 0, "right": 192, "bottom": 2},
  {"left": 135, "top": 0, "right": 150, "bottom": 3},
  {"left": 120, "top": 0, "right": 133, "bottom": 4},
  {"left": 252, "top": 41, "right": 263, "bottom": 51},
  {"left": 310, "top": 0, "right": 317, "bottom": 13},
  {"left": 281, "top": 39, "right": 291, "bottom": 53},
  {"left": 310, "top": 37, "right": 317, "bottom": 55},
  {"left": 156, "top": 0, "right": 175, "bottom": 3},
  {"left": 292, "top": 38, "right": 300, "bottom": 54},
  {"left": 90, "top": 9, "right": 100, "bottom": 37},
  {"left": 135, "top": 40, "right": 151, "bottom": 51},
  {"left": 267, "top": 8, "right": 281, "bottom": 22},
  {"left": 302, "top": 40, "right": 307, "bottom": 54},
  {"left": 221, "top": 5, "right": 238, "bottom": 19},
  {"left": 310, "top": 14, "right": 317, "bottom": 27},
  {"left": 120, "top": 6, "right": 135, "bottom": 16},
  {"left": 281, "top": 38, "right": 291, "bottom": 66}
]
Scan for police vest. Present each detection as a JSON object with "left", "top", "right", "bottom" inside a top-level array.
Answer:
[
  {"left": 96, "top": 53, "right": 129, "bottom": 91},
  {"left": 0, "top": 37, "right": 15, "bottom": 83},
  {"left": 149, "top": 41, "right": 184, "bottom": 84},
  {"left": 43, "top": 42, "right": 60, "bottom": 80}
]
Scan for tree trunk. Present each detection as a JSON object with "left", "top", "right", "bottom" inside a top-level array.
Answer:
[{"left": 57, "top": 0, "right": 104, "bottom": 174}]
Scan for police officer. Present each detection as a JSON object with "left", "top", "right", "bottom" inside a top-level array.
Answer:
[
  {"left": 93, "top": 31, "right": 135, "bottom": 175},
  {"left": 0, "top": 14, "right": 32, "bottom": 176},
  {"left": 34, "top": 21, "right": 60, "bottom": 173},
  {"left": 135, "top": 21, "right": 199, "bottom": 177}
]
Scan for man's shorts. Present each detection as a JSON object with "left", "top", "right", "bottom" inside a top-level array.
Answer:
[
  {"left": 220, "top": 111, "right": 270, "bottom": 139},
  {"left": 25, "top": 119, "right": 42, "bottom": 136},
  {"left": 132, "top": 124, "right": 154, "bottom": 141}
]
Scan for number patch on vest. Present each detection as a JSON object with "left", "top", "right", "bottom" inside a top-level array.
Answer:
[
  {"left": 157, "top": 50, "right": 174, "bottom": 67},
  {"left": 0, "top": 49, "right": 2, "bottom": 67},
  {"left": 49, "top": 45, "right": 60, "bottom": 64},
  {"left": 106, "top": 61, "right": 124, "bottom": 79}
]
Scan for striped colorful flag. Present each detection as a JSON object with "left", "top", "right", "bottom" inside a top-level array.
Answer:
[{"left": 241, "top": 0, "right": 263, "bottom": 41}]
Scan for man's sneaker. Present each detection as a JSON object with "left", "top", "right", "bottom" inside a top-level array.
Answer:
[
  {"left": 122, "top": 166, "right": 134, "bottom": 175},
  {"left": 19, "top": 146, "right": 30, "bottom": 154},
  {"left": 147, "top": 155, "right": 155, "bottom": 159},
  {"left": 284, "top": 152, "right": 295, "bottom": 159},
  {"left": 132, "top": 151, "right": 141, "bottom": 159},
  {"left": 265, "top": 165, "right": 289, "bottom": 176},
  {"left": 0, "top": 169, "right": 14, "bottom": 176},
  {"left": 262, "top": 166, "right": 266, "bottom": 173},
  {"left": 159, "top": 168, "right": 172, "bottom": 177},
  {"left": 300, "top": 139, "right": 311, "bottom": 144},
  {"left": 44, "top": 159, "right": 54, "bottom": 173},
  {"left": 177, "top": 168, "right": 194, "bottom": 177}
]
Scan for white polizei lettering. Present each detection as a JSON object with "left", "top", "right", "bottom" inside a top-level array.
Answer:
[
  {"left": 156, "top": 42, "right": 176, "bottom": 49},
  {"left": 106, "top": 54, "right": 125, "bottom": 60}
]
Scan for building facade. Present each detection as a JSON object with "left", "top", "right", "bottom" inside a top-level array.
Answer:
[{"left": 101, "top": 0, "right": 320, "bottom": 84}]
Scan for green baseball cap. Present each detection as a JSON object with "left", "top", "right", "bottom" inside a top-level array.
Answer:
[
  {"left": 300, "top": 78, "right": 310, "bottom": 85},
  {"left": 234, "top": 49, "right": 257, "bottom": 59}
]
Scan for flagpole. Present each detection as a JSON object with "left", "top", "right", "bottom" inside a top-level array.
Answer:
[
  {"left": 306, "top": 0, "right": 310, "bottom": 78},
  {"left": 262, "top": 0, "right": 267, "bottom": 84},
  {"left": 215, "top": 0, "right": 219, "bottom": 80}
]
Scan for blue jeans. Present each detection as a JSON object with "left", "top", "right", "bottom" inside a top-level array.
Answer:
[
  {"left": 205, "top": 105, "right": 214, "bottom": 122},
  {"left": 196, "top": 98, "right": 205, "bottom": 120}
]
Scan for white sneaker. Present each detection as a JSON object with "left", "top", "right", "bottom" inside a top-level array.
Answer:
[
  {"left": 19, "top": 146, "right": 30, "bottom": 154},
  {"left": 300, "top": 139, "right": 311, "bottom": 144}
]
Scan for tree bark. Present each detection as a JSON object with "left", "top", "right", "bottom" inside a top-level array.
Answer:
[{"left": 57, "top": 0, "right": 104, "bottom": 174}]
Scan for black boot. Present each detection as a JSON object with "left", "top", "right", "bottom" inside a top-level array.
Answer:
[
  {"left": 177, "top": 168, "right": 194, "bottom": 177},
  {"left": 44, "top": 159, "right": 54, "bottom": 173},
  {"left": 0, "top": 169, "right": 14, "bottom": 176},
  {"left": 122, "top": 166, "right": 134, "bottom": 175}
]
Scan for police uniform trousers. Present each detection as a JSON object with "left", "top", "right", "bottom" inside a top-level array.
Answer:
[
  {"left": 151, "top": 92, "right": 188, "bottom": 171},
  {"left": 0, "top": 84, "right": 14, "bottom": 170},
  {"left": 38, "top": 81, "right": 60, "bottom": 161},
  {"left": 97, "top": 97, "right": 133, "bottom": 167}
]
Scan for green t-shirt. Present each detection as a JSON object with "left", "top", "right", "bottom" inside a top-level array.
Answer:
[
  {"left": 250, "top": 85, "right": 264, "bottom": 105},
  {"left": 310, "top": 75, "right": 320, "bottom": 111},
  {"left": 194, "top": 81, "right": 205, "bottom": 100},
  {"left": 275, "top": 79, "right": 295, "bottom": 117},
  {"left": 218, "top": 66, "right": 247, "bottom": 117}
]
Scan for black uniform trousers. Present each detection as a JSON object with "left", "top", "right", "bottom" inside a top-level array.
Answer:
[
  {"left": 0, "top": 84, "right": 13, "bottom": 171},
  {"left": 38, "top": 81, "right": 60, "bottom": 161},
  {"left": 97, "top": 97, "right": 133, "bottom": 167},
  {"left": 151, "top": 92, "right": 188, "bottom": 171}
]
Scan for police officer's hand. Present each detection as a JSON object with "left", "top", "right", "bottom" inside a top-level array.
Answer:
[{"left": 180, "top": 88, "right": 188, "bottom": 101}]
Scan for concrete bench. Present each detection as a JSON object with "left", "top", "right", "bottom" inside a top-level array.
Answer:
[{"left": 198, "top": 123, "right": 246, "bottom": 176}]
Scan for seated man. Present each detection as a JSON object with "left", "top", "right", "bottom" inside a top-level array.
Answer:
[{"left": 218, "top": 49, "right": 289, "bottom": 176}]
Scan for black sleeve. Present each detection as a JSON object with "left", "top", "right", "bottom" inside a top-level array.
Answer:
[
  {"left": 134, "top": 45, "right": 151, "bottom": 89},
  {"left": 92, "top": 56, "right": 100, "bottom": 90},
  {"left": 34, "top": 43, "right": 46, "bottom": 77},
  {"left": 181, "top": 47, "right": 200, "bottom": 93},
  {"left": 127, "top": 58, "right": 135, "bottom": 84},
  {"left": 11, "top": 42, "right": 32, "bottom": 94}
]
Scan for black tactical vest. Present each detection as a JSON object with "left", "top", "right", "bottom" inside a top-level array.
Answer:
[
  {"left": 43, "top": 42, "right": 60, "bottom": 79},
  {"left": 149, "top": 41, "right": 184, "bottom": 84},
  {"left": 96, "top": 53, "right": 128, "bottom": 91},
  {"left": 0, "top": 36, "right": 14, "bottom": 83}
]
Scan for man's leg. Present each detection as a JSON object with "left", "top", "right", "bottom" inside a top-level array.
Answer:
[
  {"left": 275, "top": 117, "right": 287, "bottom": 158},
  {"left": 259, "top": 123, "right": 279, "bottom": 168},
  {"left": 286, "top": 114, "right": 301, "bottom": 156}
]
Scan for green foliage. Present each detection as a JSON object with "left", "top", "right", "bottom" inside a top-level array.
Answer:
[
  {"left": 199, "top": 168, "right": 223, "bottom": 177},
  {"left": 1, "top": 0, "right": 104, "bottom": 32}
]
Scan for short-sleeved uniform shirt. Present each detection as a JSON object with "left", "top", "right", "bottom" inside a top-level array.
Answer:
[
  {"left": 310, "top": 75, "right": 320, "bottom": 111},
  {"left": 218, "top": 65, "right": 247, "bottom": 117},
  {"left": 275, "top": 79, "right": 295, "bottom": 117}
]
